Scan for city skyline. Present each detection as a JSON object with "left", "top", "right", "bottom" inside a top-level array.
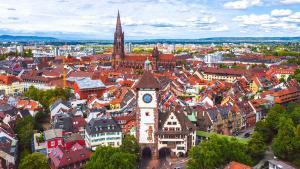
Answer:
[{"left": 0, "top": 0, "right": 300, "bottom": 40}]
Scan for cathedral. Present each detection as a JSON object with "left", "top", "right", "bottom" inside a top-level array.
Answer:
[
  {"left": 135, "top": 70, "right": 197, "bottom": 159},
  {"left": 111, "top": 12, "right": 176, "bottom": 70},
  {"left": 112, "top": 10, "right": 125, "bottom": 60}
]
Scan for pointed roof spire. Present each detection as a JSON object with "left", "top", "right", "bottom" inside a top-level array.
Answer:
[{"left": 116, "top": 10, "right": 122, "bottom": 32}]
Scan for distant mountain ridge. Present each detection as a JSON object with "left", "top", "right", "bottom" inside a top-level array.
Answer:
[
  {"left": 0, "top": 35, "right": 58, "bottom": 41},
  {"left": 0, "top": 35, "right": 299, "bottom": 43}
]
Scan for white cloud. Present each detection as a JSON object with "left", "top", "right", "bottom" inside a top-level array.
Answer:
[
  {"left": 233, "top": 12, "right": 300, "bottom": 34},
  {"left": 280, "top": 0, "right": 300, "bottom": 5},
  {"left": 233, "top": 14, "right": 275, "bottom": 25},
  {"left": 271, "top": 9, "right": 292, "bottom": 16},
  {"left": 224, "top": 0, "right": 262, "bottom": 10},
  {"left": 281, "top": 12, "right": 300, "bottom": 23},
  {"left": 211, "top": 25, "right": 229, "bottom": 32}
]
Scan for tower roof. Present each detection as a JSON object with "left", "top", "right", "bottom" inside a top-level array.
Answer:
[
  {"left": 116, "top": 10, "right": 122, "bottom": 33},
  {"left": 135, "top": 71, "right": 160, "bottom": 90}
]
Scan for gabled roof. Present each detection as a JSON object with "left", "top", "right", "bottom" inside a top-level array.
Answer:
[
  {"left": 50, "top": 99, "right": 70, "bottom": 112},
  {"left": 135, "top": 71, "right": 160, "bottom": 90},
  {"left": 159, "top": 108, "right": 196, "bottom": 133},
  {"left": 49, "top": 143, "right": 91, "bottom": 168}
]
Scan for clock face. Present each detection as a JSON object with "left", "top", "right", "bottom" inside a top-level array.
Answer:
[{"left": 143, "top": 94, "right": 152, "bottom": 103}]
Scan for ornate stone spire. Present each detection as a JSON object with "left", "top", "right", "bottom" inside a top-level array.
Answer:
[
  {"left": 112, "top": 10, "right": 125, "bottom": 63},
  {"left": 116, "top": 10, "right": 122, "bottom": 33}
]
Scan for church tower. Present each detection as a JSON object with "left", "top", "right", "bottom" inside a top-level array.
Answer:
[
  {"left": 112, "top": 11, "right": 125, "bottom": 64},
  {"left": 135, "top": 71, "right": 160, "bottom": 159},
  {"left": 152, "top": 46, "right": 159, "bottom": 70}
]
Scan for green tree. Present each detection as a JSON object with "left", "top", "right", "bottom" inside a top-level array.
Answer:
[
  {"left": 85, "top": 146, "right": 137, "bottom": 169},
  {"left": 24, "top": 86, "right": 72, "bottom": 113},
  {"left": 19, "top": 152, "right": 49, "bottom": 169},
  {"left": 187, "top": 135, "right": 252, "bottom": 169},
  {"left": 254, "top": 120, "right": 272, "bottom": 143},
  {"left": 290, "top": 69, "right": 300, "bottom": 82},
  {"left": 120, "top": 135, "right": 139, "bottom": 157},
  {"left": 265, "top": 104, "right": 286, "bottom": 137},
  {"left": 290, "top": 106, "right": 300, "bottom": 125},
  {"left": 272, "top": 117, "right": 296, "bottom": 160},
  {"left": 16, "top": 116, "right": 35, "bottom": 150},
  {"left": 247, "top": 132, "right": 267, "bottom": 161}
]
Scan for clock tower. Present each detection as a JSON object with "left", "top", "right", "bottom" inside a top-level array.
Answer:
[{"left": 135, "top": 71, "right": 160, "bottom": 159}]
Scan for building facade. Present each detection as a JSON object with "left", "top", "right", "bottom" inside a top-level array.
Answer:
[
  {"left": 85, "top": 116, "right": 122, "bottom": 151},
  {"left": 135, "top": 71, "right": 196, "bottom": 158},
  {"left": 0, "top": 75, "right": 24, "bottom": 96}
]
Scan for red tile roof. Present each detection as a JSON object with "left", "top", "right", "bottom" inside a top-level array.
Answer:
[
  {"left": 49, "top": 143, "right": 91, "bottom": 168},
  {"left": 203, "top": 67, "right": 249, "bottom": 76},
  {"left": 0, "top": 75, "right": 21, "bottom": 85},
  {"left": 135, "top": 71, "right": 160, "bottom": 89},
  {"left": 224, "top": 161, "right": 252, "bottom": 169}
]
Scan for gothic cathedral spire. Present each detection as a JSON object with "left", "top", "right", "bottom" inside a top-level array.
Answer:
[{"left": 112, "top": 10, "right": 125, "bottom": 62}]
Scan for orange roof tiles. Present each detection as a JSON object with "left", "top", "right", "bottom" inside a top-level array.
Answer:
[
  {"left": 224, "top": 161, "right": 252, "bottom": 169},
  {"left": 272, "top": 87, "right": 299, "bottom": 97},
  {"left": 17, "top": 99, "right": 41, "bottom": 111},
  {"left": 0, "top": 75, "right": 21, "bottom": 85}
]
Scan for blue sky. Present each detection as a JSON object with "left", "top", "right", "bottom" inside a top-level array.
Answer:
[{"left": 0, "top": 0, "right": 299, "bottom": 39}]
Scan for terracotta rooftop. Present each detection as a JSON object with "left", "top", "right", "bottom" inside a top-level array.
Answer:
[
  {"left": 203, "top": 67, "right": 249, "bottom": 76},
  {"left": 272, "top": 87, "right": 299, "bottom": 97},
  {"left": 135, "top": 71, "right": 160, "bottom": 90},
  {"left": 224, "top": 161, "right": 252, "bottom": 169},
  {"left": 0, "top": 75, "right": 20, "bottom": 85}
]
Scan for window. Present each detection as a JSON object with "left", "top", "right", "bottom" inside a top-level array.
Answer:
[
  {"left": 167, "top": 122, "right": 171, "bottom": 125},
  {"left": 51, "top": 141, "right": 55, "bottom": 146},
  {"left": 177, "top": 146, "right": 185, "bottom": 150},
  {"left": 145, "top": 112, "right": 149, "bottom": 116},
  {"left": 58, "top": 140, "right": 62, "bottom": 145},
  {"left": 173, "top": 122, "right": 177, "bottom": 125}
]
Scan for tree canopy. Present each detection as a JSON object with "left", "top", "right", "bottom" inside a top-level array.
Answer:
[
  {"left": 19, "top": 152, "right": 49, "bottom": 169},
  {"left": 187, "top": 135, "right": 253, "bottom": 169},
  {"left": 120, "top": 135, "right": 139, "bottom": 158},
  {"left": 24, "top": 86, "right": 72, "bottom": 112},
  {"left": 85, "top": 146, "right": 137, "bottom": 169},
  {"left": 253, "top": 104, "right": 300, "bottom": 167}
]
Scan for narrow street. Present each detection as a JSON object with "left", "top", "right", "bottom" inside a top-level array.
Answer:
[{"left": 253, "top": 146, "right": 274, "bottom": 169}]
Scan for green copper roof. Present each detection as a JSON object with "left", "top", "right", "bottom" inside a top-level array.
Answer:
[{"left": 187, "top": 112, "right": 197, "bottom": 122}]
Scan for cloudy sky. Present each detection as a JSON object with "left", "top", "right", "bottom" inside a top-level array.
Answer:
[{"left": 0, "top": 0, "right": 299, "bottom": 39}]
